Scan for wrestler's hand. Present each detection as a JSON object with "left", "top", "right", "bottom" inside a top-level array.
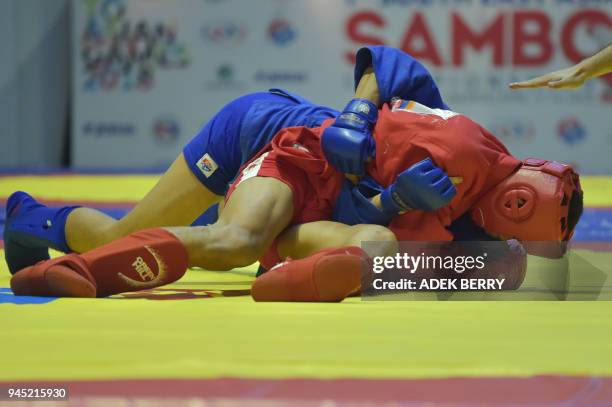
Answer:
[
  {"left": 322, "top": 98, "right": 377, "bottom": 176},
  {"left": 509, "top": 65, "right": 589, "bottom": 90},
  {"left": 379, "top": 158, "right": 456, "bottom": 213},
  {"left": 510, "top": 43, "right": 612, "bottom": 90}
]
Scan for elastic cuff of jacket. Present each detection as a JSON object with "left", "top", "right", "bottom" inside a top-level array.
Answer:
[{"left": 352, "top": 188, "right": 394, "bottom": 226}]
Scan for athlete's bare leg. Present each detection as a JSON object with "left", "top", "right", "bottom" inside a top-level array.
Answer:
[
  {"left": 164, "top": 176, "right": 294, "bottom": 271},
  {"left": 65, "top": 153, "right": 222, "bottom": 253},
  {"left": 276, "top": 221, "right": 398, "bottom": 260}
]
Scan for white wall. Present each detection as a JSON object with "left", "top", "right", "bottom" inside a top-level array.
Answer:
[{"left": 0, "top": 0, "right": 69, "bottom": 168}]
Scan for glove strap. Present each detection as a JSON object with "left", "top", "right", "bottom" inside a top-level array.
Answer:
[
  {"left": 343, "top": 98, "right": 378, "bottom": 126},
  {"left": 380, "top": 187, "right": 412, "bottom": 216}
]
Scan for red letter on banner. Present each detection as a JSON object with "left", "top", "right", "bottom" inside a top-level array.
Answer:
[
  {"left": 513, "top": 11, "right": 553, "bottom": 66},
  {"left": 452, "top": 13, "right": 504, "bottom": 66},
  {"left": 345, "top": 11, "right": 386, "bottom": 64},
  {"left": 400, "top": 13, "right": 442, "bottom": 66},
  {"left": 561, "top": 10, "right": 612, "bottom": 63}
]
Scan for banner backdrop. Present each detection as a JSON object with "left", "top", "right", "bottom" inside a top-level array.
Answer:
[{"left": 72, "top": 0, "right": 612, "bottom": 172}]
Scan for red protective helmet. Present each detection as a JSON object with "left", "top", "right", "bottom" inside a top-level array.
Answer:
[{"left": 471, "top": 158, "right": 582, "bottom": 256}]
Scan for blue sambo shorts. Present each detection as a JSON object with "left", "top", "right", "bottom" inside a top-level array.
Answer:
[{"left": 183, "top": 90, "right": 338, "bottom": 196}]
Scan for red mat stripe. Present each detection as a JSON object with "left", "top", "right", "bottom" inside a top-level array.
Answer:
[{"left": 2, "top": 376, "right": 612, "bottom": 406}]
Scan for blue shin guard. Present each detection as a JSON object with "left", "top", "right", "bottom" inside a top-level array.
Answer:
[{"left": 4, "top": 191, "right": 80, "bottom": 275}]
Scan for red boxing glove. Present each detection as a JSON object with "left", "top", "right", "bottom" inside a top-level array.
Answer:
[
  {"left": 252, "top": 246, "right": 366, "bottom": 302},
  {"left": 11, "top": 228, "right": 189, "bottom": 297}
]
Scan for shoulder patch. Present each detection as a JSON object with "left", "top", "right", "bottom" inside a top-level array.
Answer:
[
  {"left": 196, "top": 153, "right": 219, "bottom": 178},
  {"left": 391, "top": 99, "right": 460, "bottom": 120}
]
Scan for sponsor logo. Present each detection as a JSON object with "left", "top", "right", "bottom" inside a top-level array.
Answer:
[
  {"left": 132, "top": 256, "right": 156, "bottom": 281},
  {"left": 82, "top": 122, "right": 136, "bottom": 138},
  {"left": 557, "top": 117, "right": 587, "bottom": 145},
  {"left": 81, "top": 0, "right": 190, "bottom": 92},
  {"left": 206, "top": 64, "right": 245, "bottom": 90},
  {"left": 356, "top": 102, "right": 371, "bottom": 114},
  {"left": 118, "top": 246, "right": 168, "bottom": 288},
  {"left": 489, "top": 120, "right": 535, "bottom": 144},
  {"left": 341, "top": 113, "right": 365, "bottom": 127},
  {"left": 202, "top": 21, "right": 247, "bottom": 45},
  {"left": 152, "top": 115, "right": 180, "bottom": 146},
  {"left": 197, "top": 153, "right": 219, "bottom": 178},
  {"left": 254, "top": 70, "right": 307, "bottom": 83},
  {"left": 267, "top": 18, "right": 297, "bottom": 46},
  {"left": 217, "top": 64, "right": 234, "bottom": 81}
]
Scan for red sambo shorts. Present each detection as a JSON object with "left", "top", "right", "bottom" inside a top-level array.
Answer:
[
  {"left": 225, "top": 126, "right": 345, "bottom": 268},
  {"left": 226, "top": 144, "right": 343, "bottom": 225}
]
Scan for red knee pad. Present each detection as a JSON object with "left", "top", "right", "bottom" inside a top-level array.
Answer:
[
  {"left": 11, "top": 256, "right": 96, "bottom": 298},
  {"left": 11, "top": 228, "right": 189, "bottom": 297},
  {"left": 251, "top": 246, "right": 366, "bottom": 302}
]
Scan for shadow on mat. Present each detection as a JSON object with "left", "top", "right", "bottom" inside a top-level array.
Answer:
[{"left": 111, "top": 286, "right": 252, "bottom": 301}]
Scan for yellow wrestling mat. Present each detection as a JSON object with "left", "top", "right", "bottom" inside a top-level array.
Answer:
[{"left": 2, "top": 174, "right": 612, "bottom": 405}]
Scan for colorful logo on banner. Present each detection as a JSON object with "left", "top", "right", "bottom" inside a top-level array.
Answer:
[
  {"left": 81, "top": 0, "right": 191, "bottom": 92},
  {"left": 202, "top": 21, "right": 247, "bottom": 46},
  {"left": 557, "top": 117, "right": 587, "bottom": 145},
  {"left": 267, "top": 18, "right": 297, "bottom": 46},
  {"left": 489, "top": 120, "right": 535, "bottom": 144},
  {"left": 152, "top": 115, "right": 180, "bottom": 146}
]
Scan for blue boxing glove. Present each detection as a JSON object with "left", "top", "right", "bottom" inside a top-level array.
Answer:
[
  {"left": 321, "top": 98, "right": 378, "bottom": 176},
  {"left": 380, "top": 158, "right": 456, "bottom": 214}
]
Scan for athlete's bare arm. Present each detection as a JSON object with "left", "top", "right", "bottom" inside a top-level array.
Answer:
[
  {"left": 355, "top": 67, "right": 380, "bottom": 105},
  {"left": 509, "top": 43, "right": 612, "bottom": 90}
]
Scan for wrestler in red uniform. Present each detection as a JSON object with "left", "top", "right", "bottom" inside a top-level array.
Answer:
[
  {"left": 10, "top": 100, "right": 582, "bottom": 302},
  {"left": 228, "top": 100, "right": 532, "bottom": 242}
]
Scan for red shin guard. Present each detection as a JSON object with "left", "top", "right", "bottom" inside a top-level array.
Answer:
[
  {"left": 251, "top": 247, "right": 366, "bottom": 302},
  {"left": 11, "top": 228, "right": 189, "bottom": 297}
]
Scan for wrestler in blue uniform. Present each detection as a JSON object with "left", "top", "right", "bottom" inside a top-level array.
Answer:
[
  {"left": 4, "top": 46, "right": 450, "bottom": 274},
  {"left": 184, "top": 45, "right": 448, "bottom": 198}
]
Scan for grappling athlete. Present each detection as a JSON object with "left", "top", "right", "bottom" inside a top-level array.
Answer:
[
  {"left": 9, "top": 91, "right": 583, "bottom": 301},
  {"left": 4, "top": 46, "right": 451, "bottom": 275}
]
